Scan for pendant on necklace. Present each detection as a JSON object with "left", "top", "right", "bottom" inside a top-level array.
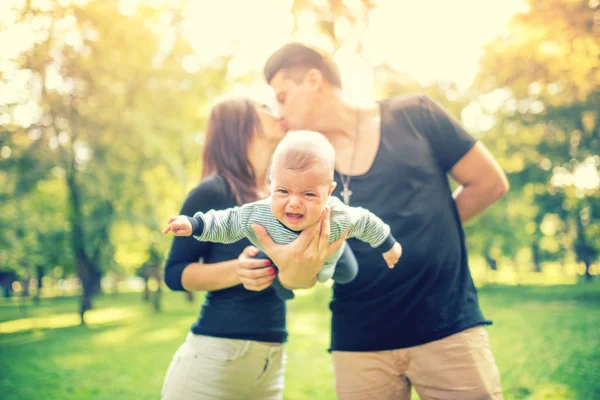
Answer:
[{"left": 340, "top": 183, "right": 352, "bottom": 205}]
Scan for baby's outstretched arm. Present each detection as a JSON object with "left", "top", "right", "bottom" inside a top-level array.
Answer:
[
  {"left": 163, "top": 206, "right": 249, "bottom": 244},
  {"left": 341, "top": 202, "right": 402, "bottom": 268}
]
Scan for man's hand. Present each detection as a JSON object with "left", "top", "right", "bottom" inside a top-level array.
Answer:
[
  {"left": 382, "top": 242, "right": 402, "bottom": 268},
  {"left": 236, "top": 246, "right": 276, "bottom": 291},
  {"left": 251, "top": 207, "right": 349, "bottom": 289},
  {"left": 162, "top": 216, "right": 193, "bottom": 236}
]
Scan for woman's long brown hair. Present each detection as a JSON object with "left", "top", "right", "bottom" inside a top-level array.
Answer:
[{"left": 201, "top": 96, "right": 261, "bottom": 206}]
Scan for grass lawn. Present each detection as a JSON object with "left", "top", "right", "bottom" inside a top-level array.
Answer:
[{"left": 0, "top": 283, "right": 599, "bottom": 400}]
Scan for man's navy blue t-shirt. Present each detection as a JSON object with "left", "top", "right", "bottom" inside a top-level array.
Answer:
[
  {"left": 330, "top": 95, "right": 491, "bottom": 351},
  {"left": 163, "top": 174, "right": 287, "bottom": 343}
]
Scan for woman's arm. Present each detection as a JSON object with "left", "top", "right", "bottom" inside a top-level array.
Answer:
[
  {"left": 181, "top": 247, "right": 275, "bottom": 292},
  {"left": 180, "top": 260, "right": 240, "bottom": 292}
]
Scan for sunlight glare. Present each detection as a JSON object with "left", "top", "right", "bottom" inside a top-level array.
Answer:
[
  {"left": 334, "top": 45, "right": 376, "bottom": 105},
  {"left": 180, "top": 0, "right": 526, "bottom": 103},
  {"left": 0, "top": 21, "right": 36, "bottom": 61},
  {"left": 93, "top": 325, "right": 138, "bottom": 345},
  {"left": 551, "top": 158, "right": 600, "bottom": 192},
  {"left": 118, "top": 0, "right": 137, "bottom": 17},
  {"left": 362, "top": 0, "right": 526, "bottom": 90},
  {"left": 0, "top": 306, "right": 141, "bottom": 334},
  {"left": 182, "top": 0, "right": 294, "bottom": 73},
  {"left": 142, "top": 327, "right": 182, "bottom": 343},
  {"left": 0, "top": 0, "right": 528, "bottom": 114},
  {"left": 56, "top": 353, "right": 95, "bottom": 368}
]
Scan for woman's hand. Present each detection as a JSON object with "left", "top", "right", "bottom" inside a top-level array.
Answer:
[
  {"left": 251, "top": 208, "right": 349, "bottom": 289},
  {"left": 236, "top": 246, "right": 277, "bottom": 291}
]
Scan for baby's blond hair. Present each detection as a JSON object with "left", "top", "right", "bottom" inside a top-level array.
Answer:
[{"left": 271, "top": 130, "right": 335, "bottom": 180}]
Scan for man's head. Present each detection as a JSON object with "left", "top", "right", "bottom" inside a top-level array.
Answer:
[
  {"left": 264, "top": 42, "right": 341, "bottom": 131},
  {"left": 269, "top": 130, "right": 337, "bottom": 231}
]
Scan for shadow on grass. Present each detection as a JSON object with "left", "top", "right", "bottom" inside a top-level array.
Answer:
[{"left": 0, "top": 321, "right": 125, "bottom": 346}]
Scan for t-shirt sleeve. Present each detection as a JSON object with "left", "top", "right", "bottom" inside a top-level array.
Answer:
[
  {"left": 163, "top": 178, "right": 228, "bottom": 292},
  {"left": 417, "top": 95, "right": 477, "bottom": 172}
]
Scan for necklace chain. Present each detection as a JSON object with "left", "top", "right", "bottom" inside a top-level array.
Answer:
[{"left": 339, "top": 107, "right": 360, "bottom": 205}]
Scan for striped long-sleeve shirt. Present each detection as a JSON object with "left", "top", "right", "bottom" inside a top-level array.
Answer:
[{"left": 187, "top": 196, "right": 397, "bottom": 282}]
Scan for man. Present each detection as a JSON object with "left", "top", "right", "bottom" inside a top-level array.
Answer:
[{"left": 248, "top": 42, "right": 509, "bottom": 400}]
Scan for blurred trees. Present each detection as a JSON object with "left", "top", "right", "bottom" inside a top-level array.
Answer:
[
  {"left": 293, "top": 0, "right": 599, "bottom": 278},
  {"left": 0, "top": 0, "right": 598, "bottom": 314},
  {"left": 138, "top": 245, "right": 163, "bottom": 312},
  {"left": 0, "top": 0, "right": 227, "bottom": 321},
  {"left": 468, "top": 0, "right": 599, "bottom": 279}
]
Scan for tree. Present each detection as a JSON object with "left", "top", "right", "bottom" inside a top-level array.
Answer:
[
  {"left": 473, "top": 0, "right": 599, "bottom": 277},
  {"left": 0, "top": 0, "right": 227, "bottom": 322}
]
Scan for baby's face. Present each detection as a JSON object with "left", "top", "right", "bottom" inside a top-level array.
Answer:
[{"left": 270, "top": 164, "right": 335, "bottom": 231}]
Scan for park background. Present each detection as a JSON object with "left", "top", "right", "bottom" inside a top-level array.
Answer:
[{"left": 0, "top": 0, "right": 598, "bottom": 399}]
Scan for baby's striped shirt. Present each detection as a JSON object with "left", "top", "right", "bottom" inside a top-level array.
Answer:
[{"left": 188, "top": 196, "right": 396, "bottom": 282}]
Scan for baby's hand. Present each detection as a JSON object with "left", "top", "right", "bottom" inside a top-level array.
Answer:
[
  {"left": 383, "top": 242, "right": 402, "bottom": 268},
  {"left": 162, "top": 216, "right": 193, "bottom": 236}
]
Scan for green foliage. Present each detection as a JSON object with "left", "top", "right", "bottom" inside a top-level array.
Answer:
[
  {"left": 1, "top": 0, "right": 598, "bottom": 301},
  {"left": 0, "top": 0, "right": 228, "bottom": 287},
  {"left": 468, "top": 0, "right": 599, "bottom": 273}
]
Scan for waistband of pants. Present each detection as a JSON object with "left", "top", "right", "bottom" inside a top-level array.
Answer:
[{"left": 185, "top": 333, "right": 284, "bottom": 358}]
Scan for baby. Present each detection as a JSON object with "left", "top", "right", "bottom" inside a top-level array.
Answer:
[{"left": 163, "top": 130, "right": 402, "bottom": 299}]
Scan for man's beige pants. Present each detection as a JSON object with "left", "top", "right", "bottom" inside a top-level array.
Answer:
[
  {"left": 333, "top": 326, "right": 503, "bottom": 400},
  {"left": 161, "top": 333, "right": 286, "bottom": 400}
]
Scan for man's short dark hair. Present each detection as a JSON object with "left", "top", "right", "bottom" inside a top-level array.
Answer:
[{"left": 263, "top": 42, "right": 342, "bottom": 88}]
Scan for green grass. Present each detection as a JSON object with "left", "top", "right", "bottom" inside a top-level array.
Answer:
[{"left": 1, "top": 283, "right": 599, "bottom": 400}]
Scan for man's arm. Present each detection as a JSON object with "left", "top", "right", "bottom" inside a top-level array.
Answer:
[
  {"left": 450, "top": 141, "right": 509, "bottom": 222},
  {"left": 411, "top": 95, "right": 509, "bottom": 222}
]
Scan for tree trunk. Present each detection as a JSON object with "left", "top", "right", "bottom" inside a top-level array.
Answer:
[
  {"left": 0, "top": 271, "right": 15, "bottom": 298},
  {"left": 21, "top": 277, "right": 31, "bottom": 297},
  {"left": 19, "top": 277, "right": 31, "bottom": 314},
  {"left": 77, "top": 255, "right": 99, "bottom": 324},
  {"left": 33, "top": 266, "right": 44, "bottom": 306},
  {"left": 65, "top": 156, "right": 102, "bottom": 325},
  {"left": 91, "top": 270, "right": 102, "bottom": 296},
  {"left": 574, "top": 205, "right": 595, "bottom": 283},
  {"left": 531, "top": 242, "right": 542, "bottom": 273},
  {"left": 584, "top": 261, "right": 593, "bottom": 282},
  {"left": 153, "top": 280, "right": 162, "bottom": 313},
  {"left": 143, "top": 276, "right": 150, "bottom": 302},
  {"left": 112, "top": 273, "right": 120, "bottom": 296},
  {"left": 150, "top": 266, "right": 162, "bottom": 312},
  {"left": 484, "top": 255, "right": 498, "bottom": 271}
]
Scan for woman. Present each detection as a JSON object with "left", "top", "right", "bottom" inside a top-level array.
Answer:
[{"left": 161, "top": 95, "right": 287, "bottom": 400}]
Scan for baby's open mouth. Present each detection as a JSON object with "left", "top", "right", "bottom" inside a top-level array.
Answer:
[{"left": 285, "top": 213, "right": 304, "bottom": 221}]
